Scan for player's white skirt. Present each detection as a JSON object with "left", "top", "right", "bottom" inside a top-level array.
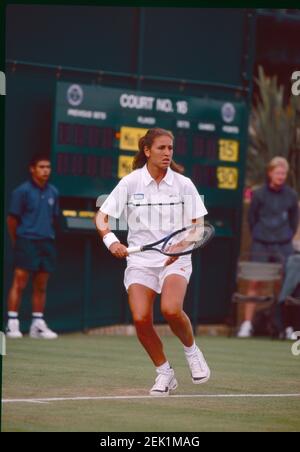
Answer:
[{"left": 124, "top": 261, "right": 192, "bottom": 294}]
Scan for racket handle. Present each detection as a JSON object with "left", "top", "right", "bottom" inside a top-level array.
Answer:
[{"left": 127, "top": 246, "right": 142, "bottom": 254}]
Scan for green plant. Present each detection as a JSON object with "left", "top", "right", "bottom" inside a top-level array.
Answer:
[{"left": 247, "top": 66, "right": 300, "bottom": 195}]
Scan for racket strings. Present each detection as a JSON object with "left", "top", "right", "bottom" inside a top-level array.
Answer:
[{"left": 161, "top": 224, "right": 207, "bottom": 256}]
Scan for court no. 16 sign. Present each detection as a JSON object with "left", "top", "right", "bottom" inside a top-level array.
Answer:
[{"left": 216, "top": 167, "right": 239, "bottom": 190}]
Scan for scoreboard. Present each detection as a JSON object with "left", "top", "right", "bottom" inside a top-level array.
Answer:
[{"left": 52, "top": 82, "right": 247, "bottom": 206}]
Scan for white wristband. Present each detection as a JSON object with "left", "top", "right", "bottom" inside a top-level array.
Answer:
[{"left": 103, "top": 232, "right": 120, "bottom": 250}]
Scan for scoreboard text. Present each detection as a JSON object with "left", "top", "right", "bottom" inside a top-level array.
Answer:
[{"left": 52, "top": 83, "right": 246, "bottom": 201}]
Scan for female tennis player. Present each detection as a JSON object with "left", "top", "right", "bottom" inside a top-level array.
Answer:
[{"left": 96, "top": 128, "right": 211, "bottom": 396}]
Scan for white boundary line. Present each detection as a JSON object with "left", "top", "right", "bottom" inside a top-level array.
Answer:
[{"left": 2, "top": 394, "right": 300, "bottom": 404}]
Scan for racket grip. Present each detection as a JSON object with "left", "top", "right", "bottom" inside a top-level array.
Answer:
[{"left": 126, "top": 246, "right": 142, "bottom": 254}]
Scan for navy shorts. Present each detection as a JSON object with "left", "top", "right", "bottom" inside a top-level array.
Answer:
[{"left": 14, "top": 237, "right": 57, "bottom": 273}]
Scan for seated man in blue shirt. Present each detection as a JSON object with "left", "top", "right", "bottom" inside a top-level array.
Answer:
[{"left": 6, "top": 154, "right": 60, "bottom": 339}]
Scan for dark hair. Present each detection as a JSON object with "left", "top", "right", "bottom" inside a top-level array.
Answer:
[
  {"left": 29, "top": 153, "right": 51, "bottom": 167},
  {"left": 133, "top": 128, "right": 184, "bottom": 174}
]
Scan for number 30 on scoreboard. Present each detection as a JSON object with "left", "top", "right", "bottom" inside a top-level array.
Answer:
[{"left": 216, "top": 166, "right": 239, "bottom": 190}]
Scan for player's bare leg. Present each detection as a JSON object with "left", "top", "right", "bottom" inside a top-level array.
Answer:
[
  {"left": 161, "top": 274, "right": 210, "bottom": 384},
  {"left": 161, "top": 274, "right": 194, "bottom": 346},
  {"left": 128, "top": 283, "right": 178, "bottom": 395},
  {"left": 128, "top": 284, "right": 166, "bottom": 366}
]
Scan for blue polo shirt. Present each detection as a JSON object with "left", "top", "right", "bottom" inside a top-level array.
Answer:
[{"left": 8, "top": 179, "right": 60, "bottom": 240}]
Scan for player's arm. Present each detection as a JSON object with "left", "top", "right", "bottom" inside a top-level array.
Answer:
[
  {"left": 190, "top": 217, "right": 204, "bottom": 239},
  {"left": 164, "top": 218, "right": 204, "bottom": 266},
  {"left": 95, "top": 210, "right": 128, "bottom": 259},
  {"left": 181, "top": 217, "right": 205, "bottom": 246},
  {"left": 168, "top": 218, "right": 204, "bottom": 250},
  {"left": 7, "top": 215, "right": 19, "bottom": 247}
]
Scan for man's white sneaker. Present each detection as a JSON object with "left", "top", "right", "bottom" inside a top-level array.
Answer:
[
  {"left": 237, "top": 320, "right": 253, "bottom": 338},
  {"left": 6, "top": 319, "right": 23, "bottom": 338},
  {"left": 185, "top": 346, "right": 211, "bottom": 384},
  {"left": 149, "top": 369, "right": 178, "bottom": 396},
  {"left": 285, "top": 326, "right": 297, "bottom": 341},
  {"left": 29, "top": 319, "right": 58, "bottom": 339}
]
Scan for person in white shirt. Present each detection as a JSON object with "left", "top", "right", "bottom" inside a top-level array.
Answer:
[{"left": 96, "top": 128, "right": 210, "bottom": 396}]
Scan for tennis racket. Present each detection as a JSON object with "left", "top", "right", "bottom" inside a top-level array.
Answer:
[{"left": 126, "top": 222, "right": 215, "bottom": 257}]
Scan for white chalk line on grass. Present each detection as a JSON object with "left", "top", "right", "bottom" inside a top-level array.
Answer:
[
  {"left": 2, "top": 399, "right": 50, "bottom": 404},
  {"left": 2, "top": 394, "right": 300, "bottom": 404}
]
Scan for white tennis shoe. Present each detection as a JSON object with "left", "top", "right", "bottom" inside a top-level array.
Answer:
[
  {"left": 29, "top": 319, "right": 58, "bottom": 339},
  {"left": 6, "top": 319, "right": 23, "bottom": 338},
  {"left": 237, "top": 320, "right": 253, "bottom": 338},
  {"left": 185, "top": 346, "right": 211, "bottom": 384},
  {"left": 285, "top": 326, "right": 297, "bottom": 341},
  {"left": 149, "top": 369, "right": 178, "bottom": 396}
]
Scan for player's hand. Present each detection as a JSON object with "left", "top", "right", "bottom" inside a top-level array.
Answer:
[
  {"left": 163, "top": 242, "right": 182, "bottom": 265},
  {"left": 109, "top": 242, "right": 128, "bottom": 259},
  {"left": 164, "top": 256, "right": 179, "bottom": 266}
]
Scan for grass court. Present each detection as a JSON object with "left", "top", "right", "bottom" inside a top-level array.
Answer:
[{"left": 2, "top": 334, "right": 300, "bottom": 432}]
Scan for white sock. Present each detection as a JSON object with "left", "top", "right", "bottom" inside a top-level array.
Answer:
[
  {"left": 8, "top": 311, "right": 18, "bottom": 319},
  {"left": 184, "top": 342, "right": 197, "bottom": 355},
  {"left": 156, "top": 361, "right": 172, "bottom": 374},
  {"left": 242, "top": 320, "right": 252, "bottom": 327},
  {"left": 32, "top": 312, "right": 44, "bottom": 322}
]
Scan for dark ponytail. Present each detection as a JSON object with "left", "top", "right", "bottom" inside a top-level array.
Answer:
[{"left": 132, "top": 128, "right": 184, "bottom": 174}]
